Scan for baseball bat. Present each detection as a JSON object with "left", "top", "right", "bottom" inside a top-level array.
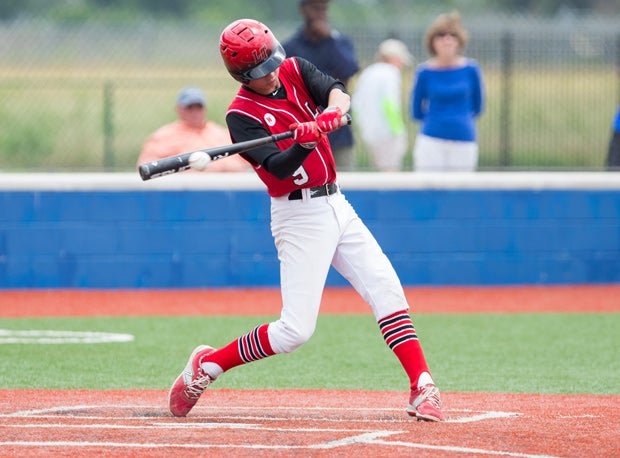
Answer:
[{"left": 138, "top": 113, "right": 351, "bottom": 181}]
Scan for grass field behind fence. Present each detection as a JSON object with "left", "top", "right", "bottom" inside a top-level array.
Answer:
[
  {"left": 0, "top": 65, "right": 616, "bottom": 171},
  {"left": 1, "top": 313, "right": 618, "bottom": 394}
]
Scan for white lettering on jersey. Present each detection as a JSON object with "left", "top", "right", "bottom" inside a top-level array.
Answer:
[{"left": 292, "top": 166, "right": 309, "bottom": 185}]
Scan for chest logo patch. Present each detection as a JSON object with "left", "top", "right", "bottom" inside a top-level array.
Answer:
[{"left": 264, "top": 113, "right": 276, "bottom": 127}]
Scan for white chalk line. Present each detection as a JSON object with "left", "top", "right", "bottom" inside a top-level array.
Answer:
[
  {"left": 367, "top": 439, "right": 562, "bottom": 458},
  {"left": 0, "top": 404, "right": 521, "bottom": 423},
  {"left": 0, "top": 329, "right": 134, "bottom": 344},
  {"left": 0, "top": 438, "right": 562, "bottom": 458},
  {"left": 1, "top": 422, "right": 386, "bottom": 433},
  {"left": 0, "top": 403, "right": 545, "bottom": 457},
  {"left": 2, "top": 404, "right": 520, "bottom": 424}
]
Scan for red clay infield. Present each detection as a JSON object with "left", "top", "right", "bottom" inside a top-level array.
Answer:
[
  {"left": 1, "top": 285, "right": 619, "bottom": 457},
  {"left": 2, "top": 284, "right": 619, "bottom": 317}
]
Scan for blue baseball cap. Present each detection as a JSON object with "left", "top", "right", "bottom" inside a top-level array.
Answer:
[{"left": 176, "top": 87, "right": 206, "bottom": 107}]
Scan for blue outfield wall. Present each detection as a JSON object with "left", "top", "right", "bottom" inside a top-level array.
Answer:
[{"left": 0, "top": 172, "right": 619, "bottom": 288}]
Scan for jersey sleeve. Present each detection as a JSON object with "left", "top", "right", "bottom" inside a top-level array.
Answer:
[
  {"left": 296, "top": 57, "right": 347, "bottom": 108},
  {"left": 226, "top": 112, "right": 278, "bottom": 167},
  {"left": 225, "top": 111, "right": 315, "bottom": 180}
]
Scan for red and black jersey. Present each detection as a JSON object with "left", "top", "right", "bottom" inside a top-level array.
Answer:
[{"left": 226, "top": 57, "right": 342, "bottom": 197}]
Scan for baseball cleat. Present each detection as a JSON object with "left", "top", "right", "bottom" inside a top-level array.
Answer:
[
  {"left": 168, "top": 345, "right": 216, "bottom": 417},
  {"left": 406, "top": 383, "right": 445, "bottom": 421}
]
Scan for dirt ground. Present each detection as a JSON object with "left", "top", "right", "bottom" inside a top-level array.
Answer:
[
  {"left": 2, "top": 284, "right": 618, "bottom": 317},
  {"left": 1, "top": 284, "right": 618, "bottom": 457}
]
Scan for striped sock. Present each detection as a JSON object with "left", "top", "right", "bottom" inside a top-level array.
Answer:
[
  {"left": 201, "top": 324, "right": 275, "bottom": 377},
  {"left": 378, "top": 311, "right": 431, "bottom": 389},
  {"left": 238, "top": 324, "right": 274, "bottom": 363}
]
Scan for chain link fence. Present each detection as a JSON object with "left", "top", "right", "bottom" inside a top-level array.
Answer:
[{"left": 1, "top": 13, "right": 619, "bottom": 172}]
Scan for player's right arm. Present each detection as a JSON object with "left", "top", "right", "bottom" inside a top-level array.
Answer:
[{"left": 226, "top": 112, "right": 317, "bottom": 180}]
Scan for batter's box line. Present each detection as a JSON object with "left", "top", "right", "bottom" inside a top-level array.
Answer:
[
  {"left": 0, "top": 436, "right": 563, "bottom": 458},
  {"left": 0, "top": 421, "right": 402, "bottom": 434},
  {"left": 0, "top": 404, "right": 521, "bottom": 424}
]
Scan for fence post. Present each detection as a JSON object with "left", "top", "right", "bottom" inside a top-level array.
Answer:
[
  {"left": 500, "top": 32, "right": 513, "bottom": 168},
  {"left": 103, "top": 81, "right": 115, "bottom": 171}
]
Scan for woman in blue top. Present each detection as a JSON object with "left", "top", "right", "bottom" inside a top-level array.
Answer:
[{"left": 410, "top": 11, "right": 485, "bottom": 171}]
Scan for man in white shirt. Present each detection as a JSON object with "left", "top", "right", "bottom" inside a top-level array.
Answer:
[{"left": 352, "top": 39, "right": 413, "bottom": 171}]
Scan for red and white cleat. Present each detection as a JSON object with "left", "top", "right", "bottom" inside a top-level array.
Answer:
[
  {"left": 406, "top": 383, "right": 445, "bottom": 421},
  {"left": 168, "top": 345, "right": 216, "bottom": 417}
]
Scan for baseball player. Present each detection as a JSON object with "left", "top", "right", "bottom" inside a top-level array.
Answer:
[{"left": 168, "top": 18, "right": 444, "bottom": 422}]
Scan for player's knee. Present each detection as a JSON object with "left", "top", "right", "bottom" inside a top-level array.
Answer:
[{"left": 268, "top": 320, "right": 315, "bottom": 354}]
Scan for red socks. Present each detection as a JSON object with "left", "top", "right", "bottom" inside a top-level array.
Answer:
[
  {"left": 202, "top": 313, "right": 432, "bottom": 391},
  {"left": 378, "top": 311, "right": 431, "bottom": 389},
  {"left": 204, "top": 324, "right": 275, "bottom": 373}
]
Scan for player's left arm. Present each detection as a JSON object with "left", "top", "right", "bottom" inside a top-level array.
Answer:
[
  {"left": 325, "top": 87, "right": 350, "bottom": 116},
  {"left": 315, "top": 87, "right": 350, "bottom": 134},
  {"left": 296, "top": 57, "right": 351, "bottom": 134},
  {"left": 226, "top": 112, "right": 317, "bottom": 180}
]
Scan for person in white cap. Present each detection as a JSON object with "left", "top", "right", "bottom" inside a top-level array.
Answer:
[
  {"left": 352, "top": 39, "right": 414, "bottom": 171},
  {"left": 137, "top": 87, "right": 250, "bottom": 172}
]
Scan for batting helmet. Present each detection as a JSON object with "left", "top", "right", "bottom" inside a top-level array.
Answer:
[{"left": 220, "top": 19, "right": 286, "bottom": 83}]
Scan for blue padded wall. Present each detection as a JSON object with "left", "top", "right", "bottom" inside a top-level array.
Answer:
[{"left": 1, "top": 188, "right": 618, "bottom": 288}]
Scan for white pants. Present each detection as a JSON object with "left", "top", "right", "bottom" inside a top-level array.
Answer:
[
  {"left": 366, "top": 133, "right": 407, "bottom": 171},
  {"left": 267, "top": 189, "right": 409, "bottom": 354},
  {"left": 413, "top": 134, "right": 478, "bottom": 171}
]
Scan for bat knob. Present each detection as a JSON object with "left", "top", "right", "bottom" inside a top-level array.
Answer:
[{"left": 138, "top": 163, "right": 152, "bottom": 181}]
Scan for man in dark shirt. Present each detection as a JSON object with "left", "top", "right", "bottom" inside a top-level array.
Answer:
[{"left": 283, "top": 0, "right": 359, "bottom": 170}]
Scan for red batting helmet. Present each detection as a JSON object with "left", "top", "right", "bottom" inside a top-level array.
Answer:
[{"left": 220, "top": 19, "right": 286, "bottom": 83}]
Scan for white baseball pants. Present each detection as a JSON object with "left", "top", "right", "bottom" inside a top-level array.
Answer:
[{"left": 267, "top": 188, "right": 410, "bottom": 354}]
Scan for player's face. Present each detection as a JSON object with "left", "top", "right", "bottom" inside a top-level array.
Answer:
[{"left": 246, "top": 68, "right": 281, "bottom": 96}]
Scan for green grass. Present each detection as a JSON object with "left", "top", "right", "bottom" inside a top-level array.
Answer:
[{"left": 1, "top": 313, "right": 618, "bottom": 394}]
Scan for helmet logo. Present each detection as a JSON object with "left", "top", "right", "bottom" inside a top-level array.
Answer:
[
  {"left": 264, "top": 113, "right": 276, "bottom": 127},
  {"left": 252, "top": 45, "right": 269, "bottom": 64}
]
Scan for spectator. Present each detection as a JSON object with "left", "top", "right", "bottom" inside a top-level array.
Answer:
[
  {"left": 410, "top": 11, "right": 485, "bottom": 172},
  {"left": 606, "top": 105, "right": 620, "bottom": 170},
  {"left": 283, "top": 0, "right": 359, "bottom": 171},
  {"left": 137, "top": 87, "right": 250, "bottom": 172},
  {"left": 352, "top": 39, "right": 414, "bottom": 171}
]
